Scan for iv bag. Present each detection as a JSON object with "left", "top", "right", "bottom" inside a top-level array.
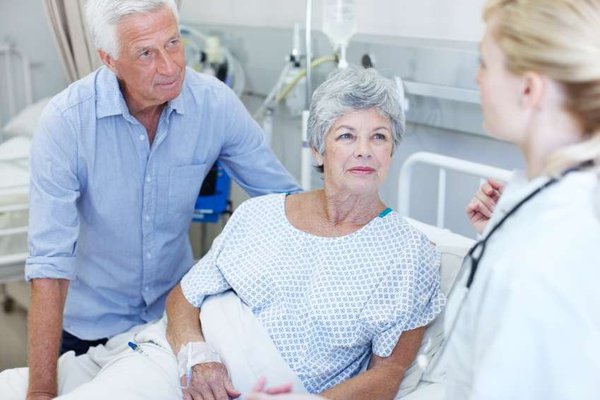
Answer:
[{"left": 322, "top": 0, "right": 357, "bottom": 49}]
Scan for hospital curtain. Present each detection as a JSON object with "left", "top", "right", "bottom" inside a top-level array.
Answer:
[{"left": 42, "top": 0, "right": 100, "bottom": 83}]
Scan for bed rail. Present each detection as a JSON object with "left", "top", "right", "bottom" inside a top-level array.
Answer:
[
  {"left": 0, "top": 42, "right": 33, "bottom": 132},
  {"left": 398, "top": 151, "right": 512, "bottom": 229}
]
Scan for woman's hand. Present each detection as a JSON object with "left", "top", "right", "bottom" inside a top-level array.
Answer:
[
  {"left": 182, "top": 362, "right": 240, "bottom": 400},
  {"left": 466, "top": 178, "right": 505, "bottom": 234}
]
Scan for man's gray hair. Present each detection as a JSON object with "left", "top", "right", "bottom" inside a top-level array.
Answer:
[
  {"left": 307, "top": 66, "right": 405, "bottom": 162},
  {"left": 85, "top": 0, "right": 179, "bottom": 58}
]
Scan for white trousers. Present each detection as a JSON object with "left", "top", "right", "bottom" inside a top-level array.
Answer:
[{"left": 0, "top": 291, "right": 306, "bottom": 399}]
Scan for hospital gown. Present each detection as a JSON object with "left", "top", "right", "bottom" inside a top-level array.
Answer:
[{"left": 182, "top": 193, "right": 444, "bottom": 393}]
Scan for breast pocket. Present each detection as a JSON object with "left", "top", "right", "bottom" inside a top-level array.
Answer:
[{"left": 168, "top": 164, "right": 208, "bottom": 218}]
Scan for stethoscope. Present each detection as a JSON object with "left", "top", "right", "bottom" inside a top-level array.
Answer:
[{"left": 436, "top": 160, "right": 594, "bottom": 362}]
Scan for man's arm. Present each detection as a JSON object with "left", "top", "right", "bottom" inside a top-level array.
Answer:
[
  {"left": 214, "top": 84, "right": 301, "bottom": 197},
  {"left": 27, "top": 278, "right": 69, "bottom": 400},
  {"left": 26, "top": 99, "right": 81, "bottom": 399}
]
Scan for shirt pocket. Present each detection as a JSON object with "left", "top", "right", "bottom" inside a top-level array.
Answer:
[{"left": 168, "top": 164, "right": 208, "bottom": 217}]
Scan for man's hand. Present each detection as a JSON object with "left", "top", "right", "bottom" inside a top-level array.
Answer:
[
  {"left": 466, "top": 178, "right": 505, "bottom": 234},
  {"left": 182, "top": 362, "right": 240, "bottom": 400}
]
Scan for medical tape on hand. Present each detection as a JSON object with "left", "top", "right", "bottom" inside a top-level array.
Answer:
[{"left": 176, "top": 341, "right": 222, "bottom": 377}]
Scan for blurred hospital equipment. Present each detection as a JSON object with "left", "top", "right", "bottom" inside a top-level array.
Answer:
[
  {"left": 180, "top": 24, "right": 246, "bottom": 98},
  {"left": 322, "top": 0, "right": 356, "bottom": 69}
]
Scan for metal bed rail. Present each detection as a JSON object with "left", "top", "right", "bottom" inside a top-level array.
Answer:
[
  {"left": 0, "top": 43, "right": 33, "bottom": 131},
  {"left": 398, "top": 151, "right": 512, "bottom": 229}
]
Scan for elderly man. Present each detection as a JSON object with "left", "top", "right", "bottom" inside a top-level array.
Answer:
[{"left": 24, "top": 0, "right": 299, "bottom": 398}]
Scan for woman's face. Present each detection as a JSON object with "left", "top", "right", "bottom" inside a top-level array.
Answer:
[
  {"left": 477, "top": 19, "right": 526, "bottom": 144},
  {"left": 316, "top": 108, "right": 394, "bottom": 195}
]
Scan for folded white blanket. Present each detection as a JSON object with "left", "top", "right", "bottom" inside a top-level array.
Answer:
[{"left": 0, "top": 291, "right": 306, "bottom": 399}]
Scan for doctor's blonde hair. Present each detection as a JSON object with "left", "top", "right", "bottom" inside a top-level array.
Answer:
[{"left": 483, "top": 0, "right": 600, "bottom": 176}]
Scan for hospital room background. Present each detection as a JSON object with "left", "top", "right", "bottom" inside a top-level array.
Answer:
[{"left": 0, "top": 0, "right": 523, "bottom": 371}]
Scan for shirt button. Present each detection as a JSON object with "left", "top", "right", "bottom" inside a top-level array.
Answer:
[
  {"left": 146, "top": 252, "right": 152, "bottom": 259},
  {"left": 139, "top": 134, "right": 145, "bottom": 141},
  {"left": 145, "top": 215, "right": 150, "bottom": 221},
  {"left": 146, "top": 176, "right": 152, "bottom": 183},
  {"left": 144, "top": 286, "right": 150, "bottom": 292}
]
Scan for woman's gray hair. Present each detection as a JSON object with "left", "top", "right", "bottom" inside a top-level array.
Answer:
[
  {"left": 85, "top": 0, "right": 179, "bottom": 59},
  {"left": 307, "top": 66, "right": 405, "bottom": 163}
]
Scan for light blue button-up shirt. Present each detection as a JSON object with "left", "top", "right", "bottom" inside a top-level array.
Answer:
[{"left": 26, "top": 66, "right": 300, "bottom": 340}]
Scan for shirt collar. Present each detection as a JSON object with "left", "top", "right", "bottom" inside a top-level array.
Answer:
[{"left": 95, "top": 66, "right": 186, "bottom": 119}]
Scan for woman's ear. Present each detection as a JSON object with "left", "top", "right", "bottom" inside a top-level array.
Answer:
[
  {"left": 521, "top": 71, "right": 545, "bottom": 110},
  {"left": 312, "top": 148, "right": 324, "bottom": 166}
]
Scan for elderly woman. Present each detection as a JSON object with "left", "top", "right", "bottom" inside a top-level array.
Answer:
[{"left": 165, "top": 65, "right": 444, "bottom": 400}]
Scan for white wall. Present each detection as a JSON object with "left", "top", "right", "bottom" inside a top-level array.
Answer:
[{"left": 180, "top": 0, "right": 486, "bottom": 42}]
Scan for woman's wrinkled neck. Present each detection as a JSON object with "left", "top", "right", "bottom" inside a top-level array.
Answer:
[{"left": 320, "top": 186, "right": 385, "bottom": 226}]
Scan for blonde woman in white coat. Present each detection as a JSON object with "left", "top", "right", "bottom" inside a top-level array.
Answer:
[{"left": 445, "top": 0, "right": 600, "bottom": 399}]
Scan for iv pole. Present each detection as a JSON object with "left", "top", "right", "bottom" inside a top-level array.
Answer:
[{"left": 300, "top": 0, "right": 314, "bottom": 191}]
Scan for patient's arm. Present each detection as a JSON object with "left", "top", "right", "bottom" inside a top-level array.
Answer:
[
  {"left": 165, "top": 284, "right": 241, "bottom": 399},
  {"left": 320, "top": 326, "right": 426, "bottom": 400},
  {"left": 165, "top": 284, "right": 204, "bottom": 354}
]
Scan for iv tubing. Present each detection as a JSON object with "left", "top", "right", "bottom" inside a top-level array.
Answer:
[{"left": 276, "top": 55, "right": 338, "bottom": 102}]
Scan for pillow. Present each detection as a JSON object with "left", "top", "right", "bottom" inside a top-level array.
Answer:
[
  {"left": 396, "top": 218, "right": 473, "bottom": 398},
  {"left": 2, "top": 97, "right": 51, "bottom": 138}
]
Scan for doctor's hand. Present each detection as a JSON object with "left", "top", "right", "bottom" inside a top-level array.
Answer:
[
  {"left": 466, "top": 178, "right": 505, "bottom": 234},
  {"left": 245, "top": 377, "right": 316, "bottom": 400},
  {"left": 249, "top": 376, "right": 294, "bottom": 395},
  {"left": 182, "top": 361, "right": 241, "bottom": 400}
]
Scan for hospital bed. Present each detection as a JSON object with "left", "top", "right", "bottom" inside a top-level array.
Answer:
[
  {"left": 397, "top": 151, "right": 512, "bottom": 399},
  {"left": 0, "top": 43, "right": 38, "bottom": 311}
]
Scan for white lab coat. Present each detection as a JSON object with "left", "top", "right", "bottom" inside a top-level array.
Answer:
[{"left": 445, "top": 170, "right": 600, "bottom": 400}]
